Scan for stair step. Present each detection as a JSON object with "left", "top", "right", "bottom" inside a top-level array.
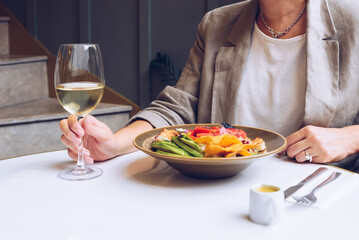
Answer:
[
  {"left": 0, "top": 98, "right": 133, "bottom": 159},
  {"left": 0, "top": 16, "right": 9, "bottom": 55},
  {"left": 0, "top": 55, "right": 48, "bottom": 108},
  {"left": 0, "top": 97, "right": 133, "bottom": 125},
  {"left": 0, "top": 55, "right": 47, "bottom": 65}
]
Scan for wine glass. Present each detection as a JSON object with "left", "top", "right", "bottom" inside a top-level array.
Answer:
[{"left": 54, "top": 43, "right": 105, "bottom": 181}]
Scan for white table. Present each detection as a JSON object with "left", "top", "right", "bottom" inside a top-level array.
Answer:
[{"left": 0, "top": 150, "right": 358, "bottom": 240}]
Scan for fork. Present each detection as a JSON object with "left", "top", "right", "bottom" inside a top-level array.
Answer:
[{"left": 292, "top": 172, "right": 342, "bottom": 205}]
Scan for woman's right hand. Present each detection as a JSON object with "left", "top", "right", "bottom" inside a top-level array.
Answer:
[
  {"left": 59, "top": 115, "right": 154, "bottom": 164},
  {"left": 59, "top": 114, "right": 119, "bottom": 164}
]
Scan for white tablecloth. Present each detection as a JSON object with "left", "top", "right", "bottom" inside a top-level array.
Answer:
[{"left": 0, "top": 150, "right": 358, "bottom": 240}]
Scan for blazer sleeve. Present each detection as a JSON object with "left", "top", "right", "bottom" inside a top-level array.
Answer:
[{"left": 127, "top": 12, "right": 211, "bottom": 128}]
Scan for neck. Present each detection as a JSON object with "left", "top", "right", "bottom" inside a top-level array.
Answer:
[{"left": 257, "top": 0, "right": 307, "bottom": 39}]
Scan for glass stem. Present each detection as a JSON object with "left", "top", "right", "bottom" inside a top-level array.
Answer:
[
  {"left": 76, "top": 116, "right": 86, "bottom": 170},
  {"left": 76, "top": 137, "right": 86, "bottom": 169}
]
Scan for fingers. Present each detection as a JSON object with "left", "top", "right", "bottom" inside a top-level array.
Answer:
[
  {"left": 296, "top": 150, "right": 308, "bottom": 163},
  {"left": 68, "top": 114, "right": 84, "bottom": 137},
  {"left": 278, "top": 128, "right": 307, "bottom": 156},
  {"left": 61, "top": 134, "right": 77, "bottom": 153},
  {"left": 286, "top": 136, "right": 310, "bottom": 160},
  {"left": 61, "top": 134, "right": 93, "bottom": 163},
  {"left": 284, "top": 126, "right": 350, "bottom": 164},
  {"left": 67, "top": 148, "right": 94, "bottom": 164},
  {"left": 286, "top": 127, "right": 308, "bottom": 149},
  {"left": 59, "top": 115, "right": 84, "bottom": 145},
  {"left": 295, "top": 148, "right": 317, "bottom": 163},
  {"left": 82, "top": 115, "right": 113, "bottom": 142},
  {"left": 285, "top": 126, "right": 318, "bottom": 163},
  {"left": 67, "top": 148, "right": 77, "bottom": 161},
  {"left": 59, "top": 114, "right": 94, "bottom": 164}
]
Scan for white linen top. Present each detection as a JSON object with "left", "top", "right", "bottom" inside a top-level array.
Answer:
[{"left": 237, "top": 22, "right": 307, "bottom": 137}]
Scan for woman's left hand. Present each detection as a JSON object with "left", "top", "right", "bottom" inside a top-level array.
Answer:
[{"left": 285, "top": 125, "right": 359, "bottom": 163}]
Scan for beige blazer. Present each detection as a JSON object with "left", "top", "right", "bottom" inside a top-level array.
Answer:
[{"left": 131, "top": 0, "right": 359, "bottom": 132}]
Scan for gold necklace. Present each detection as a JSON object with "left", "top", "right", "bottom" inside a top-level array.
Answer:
[{"left": 260, "top": 3, "right": 307, "bottom": 39}]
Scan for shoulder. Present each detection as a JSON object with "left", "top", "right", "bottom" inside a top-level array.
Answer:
[
  {"left": 326, "top": 0, "right": 359, "bottom": 25},
  {"left": 325, "top": 0, "right": 359, "bottom": 43}
]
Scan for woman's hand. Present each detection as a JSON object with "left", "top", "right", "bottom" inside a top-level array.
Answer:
[
  {"left": 285, "top": 125, "right": 359, "bottom": 163},
  {"left": 59, "top": 115, "right": 154, "bottom": 164},
  {"left": 59, "top": 115, "right": 119, "bottom": 164}
]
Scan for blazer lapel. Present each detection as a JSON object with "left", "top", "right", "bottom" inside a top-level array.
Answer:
[
  {"left": 212, "top": 0, "right": 339, "bottom": 127},
  {"left": 304, "top": 0, "right": 339, "bottom": 127},
  {"left": 211, "top": 0, "right": 258, "bottom": 123}
]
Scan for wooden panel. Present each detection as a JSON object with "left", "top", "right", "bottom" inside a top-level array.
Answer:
[{"left": 0, "top": 17, "right": 9, "bottom": 54}]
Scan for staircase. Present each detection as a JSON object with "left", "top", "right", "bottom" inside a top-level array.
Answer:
[{"left": 0, "top": 5, "right": 140, "bottom": 159}]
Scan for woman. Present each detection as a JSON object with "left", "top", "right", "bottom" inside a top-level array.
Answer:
[{"left": 60, "top": 0, "right": 359, "bottom": 171}]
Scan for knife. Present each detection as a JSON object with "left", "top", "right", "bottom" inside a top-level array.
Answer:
[{"left": 284, "top": 167, "right": 328, "bottom": 199}]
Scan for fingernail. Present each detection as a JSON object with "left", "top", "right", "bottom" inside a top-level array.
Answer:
[
  {"left": 84, "top": 115, "right": 91, "bottom": 123},
  {"left": 73, "top": 137, "right": 82, "bottom": 145},
  {"left": 85, "top": 158, "right": 94, "bottom": 165},
  {"left": 83, "top": 150, "right": 90, "bottom": 158},
  {"left": 78, "top": 128, "right": 84, "bottom": 136}
]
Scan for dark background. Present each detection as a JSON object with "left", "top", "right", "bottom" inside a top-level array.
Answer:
[{"left": 0, "top": 0, "right": 241, "bottom": 108}]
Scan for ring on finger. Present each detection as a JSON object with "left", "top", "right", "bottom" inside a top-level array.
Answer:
[{"left": 304, "top": 150, "right": 312, "bottom": 163}]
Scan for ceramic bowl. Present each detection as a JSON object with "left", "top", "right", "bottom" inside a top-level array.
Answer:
[{"left": 133, "top": 124, "right": 287, "bottom": 179}]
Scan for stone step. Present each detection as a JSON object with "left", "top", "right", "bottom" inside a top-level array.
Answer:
[
  {"left": 0, "top": 16, "right": 9, "bottom": 55},
  {"left": 0, "top": 98, "right": 133, "bottom": 159},
  {"left": 0, "top": 55, "right": 48, "bottom": 108}
]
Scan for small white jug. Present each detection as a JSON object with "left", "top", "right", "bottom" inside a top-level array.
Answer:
[{"left": 249, "top": 183, "right": 284, "bottom": 225}]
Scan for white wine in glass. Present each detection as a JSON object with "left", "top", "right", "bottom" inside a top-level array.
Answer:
[{"left": 54, "top": 43, "right": 105, "bottom": 181}]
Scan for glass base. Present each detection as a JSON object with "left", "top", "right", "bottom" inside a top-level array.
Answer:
[{"left": 59, "top": 166, "right": 103, "bottom": 181}]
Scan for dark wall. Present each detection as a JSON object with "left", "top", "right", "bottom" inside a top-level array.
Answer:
[
  {"left": 151, "top": 0, "right": 206, "bottom": 69},
  {"left": 91, "top": 0, "right": 139, "bottom": 107},
  {"left": 0, "top": 0, "right": 241, "bottom": 108}
]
